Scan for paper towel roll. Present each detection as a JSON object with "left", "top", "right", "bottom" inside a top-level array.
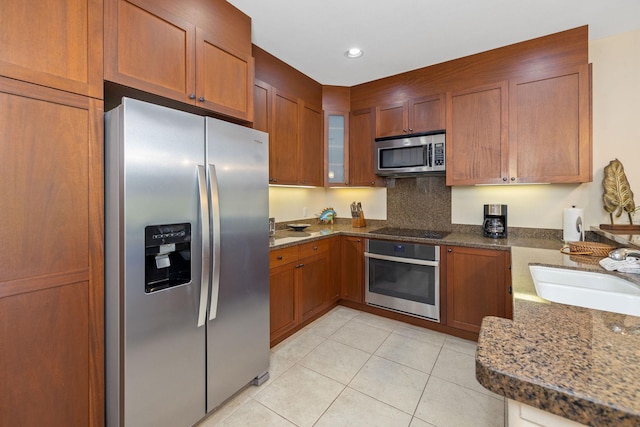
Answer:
[{"left": 563, "top": 207, "right": 584, "bottom": 242}]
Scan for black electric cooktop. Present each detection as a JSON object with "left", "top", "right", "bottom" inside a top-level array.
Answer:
[{"left": 369, "top": 227, "right": 450, "bottom": 240}]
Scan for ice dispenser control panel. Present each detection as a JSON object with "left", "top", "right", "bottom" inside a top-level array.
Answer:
[{"left": 144, "top": 223, "right": 191, "bottom": 293}]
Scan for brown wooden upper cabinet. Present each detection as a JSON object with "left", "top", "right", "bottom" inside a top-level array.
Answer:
[
  {"left": 508, "top": 64, "right": 592, "bottom": 184},
  {"left": 258, "top": 84, "right": 323, "bottom": 186},
  {"left": 446, "top": 64, "right": 591, "bottom": 186},
  {"left": 0, "top": 0, "right": 103, "bottom": 99},
  {"left": 446, "top": 81, "right": 509, "bottom": 186},
  {"left": 375, "top": 94, "right": 445, "bottom": 138},
  {"left": 105, "top": 0, "right": 254, "bottom": 122},
  {"left": 349, "top": 108, "right": 385, "bottom": 187}
]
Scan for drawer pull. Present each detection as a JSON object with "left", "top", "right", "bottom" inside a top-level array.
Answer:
[
  {"left": 277, "top": 256, "right": 283, "bottom": 260},
  {"left": 313, "top": 246, "right": 318, "bottom": 250}
]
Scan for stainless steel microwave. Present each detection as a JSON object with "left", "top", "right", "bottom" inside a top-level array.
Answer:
[{"left": 375, "top": 132, "right": 445, "bottom": 176}]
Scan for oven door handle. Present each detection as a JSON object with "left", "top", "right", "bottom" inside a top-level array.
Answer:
[{"left": 364, "top": 252, "right": 439, "bottom": 267}]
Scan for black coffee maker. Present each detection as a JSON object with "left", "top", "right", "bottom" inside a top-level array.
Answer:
[{"left": 483, "top": 204, "right": 507, "bottom": 238}]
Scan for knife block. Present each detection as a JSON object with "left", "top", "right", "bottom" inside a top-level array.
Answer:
[{"left": 352, "top": 211, "right": 366, "bottom": 228}]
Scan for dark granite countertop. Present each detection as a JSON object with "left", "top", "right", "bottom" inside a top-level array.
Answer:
[
  {"left": 269, "top": 220, "right": 562, "bottom": 251},
  {"left": 476, "top": 246, "right": 640, "bottom": 426}
]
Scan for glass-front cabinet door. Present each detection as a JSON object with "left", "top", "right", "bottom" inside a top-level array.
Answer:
[{"left": 325, "top": 111, "right": 349, "bottom": 186}]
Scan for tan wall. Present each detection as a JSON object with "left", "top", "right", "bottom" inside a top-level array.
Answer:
[
  {"left": 451, "top": 29, "right": 640, "bottom": 229},
  {"left": 269, "top": 186, "right": 387, "bottom": 223}
]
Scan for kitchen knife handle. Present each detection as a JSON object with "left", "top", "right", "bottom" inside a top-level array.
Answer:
[
  {"left": 197, "top": 165, "right": 210, "bottom": 327},
  {"left": 208, "top": 164, "right": 222, "bottom": 321}
]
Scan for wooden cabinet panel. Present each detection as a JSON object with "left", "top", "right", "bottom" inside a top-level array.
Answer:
[
  {"left": 299, "top": 103, "right": 324, "bottom": 186},
  {"left": 196, "top": 27, "right": 254, "bottom": 121},
  {"left": 253, "top": 79, "right": 271, "bottom": 133},
  {"left": 299, "top": 254, "right": 329, "bottom": 322},
  {"left": 0, "top": 283, "right": 89, "bottom": 426},
  {"left": 349, "top": 108, "right": 384, "bottom": 187},
  {"left": 341, "top": 236, "right": 364, "bottom": 303},
  {"left": 509, "top": 64, "right": 591, "bottom": 183},
  {"left": 410, "top": 94, "right": 445, "bottom": 133},
  {"left": 106, "top": 0, "right": 195, "bottom": 102},
  {"left": 327, "top": 237, "right": 342, "bottom": 303},
  {"left": 0, "top": 0, "right": 103, "bottom": 98},
  {"left": 446, "top": 81, "right": 509, "bottom": 186},
  {"left": 445, "top": 246, "right": 511, "bottom": 334},
  {"left": 269, "top": 263, "right": 297, "bottom": 341},
  {"left": 269, "top": 245, "right": 298, "bottom": 269},
  {"left": 0, "top": 77, "right": 104, "bottom": 426},
  {"left": 270, "top": 90, "right": 300, "bottom": 184},
  {"left": 376, "top": 102, "right": 407, "bottom": 138}
]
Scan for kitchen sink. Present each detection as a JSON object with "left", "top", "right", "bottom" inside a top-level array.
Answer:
[{"left": 529, "top": 265, "right": 640, "bottom": 316}]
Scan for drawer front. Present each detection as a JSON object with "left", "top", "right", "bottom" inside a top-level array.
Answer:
[
  {"left": 298, "top": 239, "right": 329, "bottom": 259},
  {"left": 270, "top": 246, "right": 298, "bottom": 268}
]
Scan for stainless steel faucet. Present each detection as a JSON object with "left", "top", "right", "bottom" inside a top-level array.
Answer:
[{"left": 608, "top": 248, "right": 640, "bottom": 260}]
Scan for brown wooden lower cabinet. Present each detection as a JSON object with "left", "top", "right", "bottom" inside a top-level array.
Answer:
[
  {"left": 445, "top": 245, "right": 512, "bottom": 333},
  {"left": 269, "top": 239, "right": 336, "bottom": 345},
  {"left": 270, "top": 236, "right": 513, "bottom": 344},
  {"left": 0, "top": 77, "right": 104, "bottom": 426}
]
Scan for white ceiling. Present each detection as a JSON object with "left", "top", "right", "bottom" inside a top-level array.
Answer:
[{"left": 227, "top": 0, "right": 640, "bottom": 87}]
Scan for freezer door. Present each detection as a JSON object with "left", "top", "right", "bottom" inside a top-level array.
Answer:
[
  {"left": 205, "top": 117, "right": 270, "bottom": 411},
  {"left": 105, "top": 98, "right": 207, "bottom": 427}
]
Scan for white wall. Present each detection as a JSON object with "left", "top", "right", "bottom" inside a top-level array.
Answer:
[{"left": 452, "top": 29, "right": 640, "bottom": 229}]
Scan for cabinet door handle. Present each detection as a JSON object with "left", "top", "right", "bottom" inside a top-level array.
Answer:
[
  {"left": 189, "top": 93, "right": 196, "bottom": 100},
  {"left": 277, "top": 256, "right": 283, "bottom": 260},
  {"left": 370, "top": 181, "right": 375, "bottom": 185},
  {"left": 510, "top": 177, "right": 516, "bottom": 181},
  {"left": 357, "top": 239, "right": 361, "bottom": 242},
  {"left": 199, "top": 96, "right": 205, "bottom": 102},
  {"left": 502, "top": 177, "right": 508, "bottom": 181},
  {"left": 408, "top": 128, "right": 413, "bottom": 132},
  {"left": 447, "top": 248, "right": 452, "bottom": 252},
  {"left": 313, "top": 246, "right": 318, "bottom": 250}
]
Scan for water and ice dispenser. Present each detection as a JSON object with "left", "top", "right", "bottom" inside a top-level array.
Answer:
[{"left": 144, "top": 223, "right": 192, "bottom": 293}]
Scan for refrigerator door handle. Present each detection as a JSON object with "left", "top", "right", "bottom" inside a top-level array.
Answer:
[
  {"left": 197, "top": 165, "right": 211, "bottom": 327},
  {"left": 208, "top": 164, "right": 221, "bottom": 320}
]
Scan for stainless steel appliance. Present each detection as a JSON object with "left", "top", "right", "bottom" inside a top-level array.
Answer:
[
  {"left": 105, "top": 98, "right": 269, "bottom": 427},
  {"left": 375, "top": 131, "right": 445, "bottom": 176},
  {"left": 364, "top": 239, "right": 440, "bottom": 321},
  {"left": 483, "top": 204, "right": 508, "bottom": 238}
]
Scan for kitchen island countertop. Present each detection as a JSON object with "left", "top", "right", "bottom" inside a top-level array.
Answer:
[{"left": 476, "top": 245, "right": 640, "bottom": 426}]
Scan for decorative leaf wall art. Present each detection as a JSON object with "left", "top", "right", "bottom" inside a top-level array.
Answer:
[{"left": 602, "top": 159, "right": 636, "bottom": 225}]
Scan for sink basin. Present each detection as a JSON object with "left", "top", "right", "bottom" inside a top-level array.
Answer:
[{"left": 529, "top": 265, "right": 640, "bottom": 316}]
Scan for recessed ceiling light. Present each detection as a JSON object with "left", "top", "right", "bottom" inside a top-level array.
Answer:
[{"left": 345, "top": 47, "right": 363, "bottom": 58}]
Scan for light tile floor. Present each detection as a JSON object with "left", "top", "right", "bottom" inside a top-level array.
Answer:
[{"left": 199, "top": 306, "right": 505, "bottom": 427}]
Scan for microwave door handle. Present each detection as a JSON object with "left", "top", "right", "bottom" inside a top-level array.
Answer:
[
  {"left": 196, "top": 165, "right": 210, "bottom": 327},
  {"left": 428, "top": 144, "right": 432, "bottom": 168}
]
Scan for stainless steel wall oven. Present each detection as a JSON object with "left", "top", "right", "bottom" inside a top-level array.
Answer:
[{"left": 364, "top": 239, "right": 440, "bottom": 322}]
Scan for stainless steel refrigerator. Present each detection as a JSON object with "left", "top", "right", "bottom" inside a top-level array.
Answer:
[{"left": 105, "top": 98, "right": 270, "bottom": 427}]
